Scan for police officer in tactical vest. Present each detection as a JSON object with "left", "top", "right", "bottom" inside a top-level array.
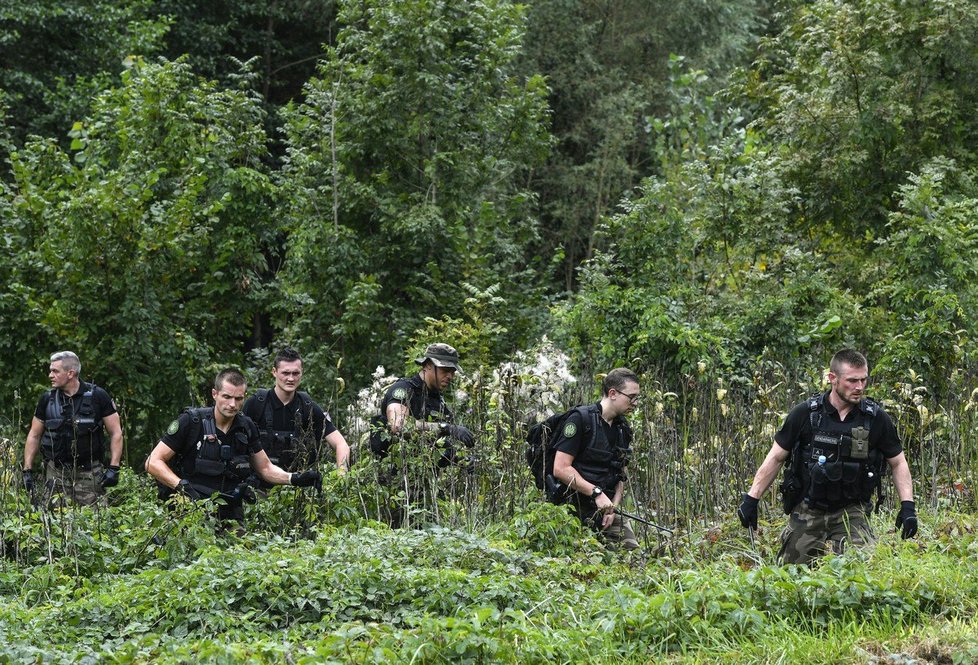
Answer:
[
  {"left": 738, "top": 349, "right": 918, "bottom": 564},
  {"left": 550, "top": 368, "right": 640, "bottom": 551},
  {"left": 145, "top": 367, "right": 322, "bottom": 524},
  {"left": 242, "top": 347, "right": 350, "bottom": 486},
  {"left": 368, "top": 342, "right": 476, "bottom": 466},
  {"left": 22, "top": 351, "right": 124, "bottom": 507}
]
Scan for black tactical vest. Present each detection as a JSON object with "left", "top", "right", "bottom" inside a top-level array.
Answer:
[
  {"left": 571, "top": 405, "right": 632, "bottom": 490},
  {"left": 801, "top": 394, "right": 884, "bottom": 511},
  {"left": 254, "top": 389, "right": 313, "bottom": 469},
  {"left": 184, "top": 408, "right": 253, "bottom": 483},
  {"left": 41, "top": 383, "right": 104, "bottom": 466}
]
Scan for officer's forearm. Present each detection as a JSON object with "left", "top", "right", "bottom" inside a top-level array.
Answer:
[
  {"left": 109, "top": 431, "right": 124, "bottom": 466},
  {"left": 146, "top": 456, "right": 181, "bottom": 489},
  {"left": 747, "top": 454, "right": 785, "bottom": 499},
  {"left": 23, "top": 434, "right": 40, "bottom": 468},
  {"left": 890, "top": 455, "right": 914, "bottom": 502}
]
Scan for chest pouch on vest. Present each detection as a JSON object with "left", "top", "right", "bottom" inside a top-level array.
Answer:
[
  {"left": 849, "top": 426, "right": 869, "bottom": 460},
  {"left": 262, "top": 430, "right": 298, "bottom": 459},
  {"left": 194, "top": 435, "right": 228, "bottom": 477},
  {"left": 808, "top": 459, "right": 864, "bottom": 508}
]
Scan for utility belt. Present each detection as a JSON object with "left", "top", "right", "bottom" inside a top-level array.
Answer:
[{"left": 46, "top": 458, "right": 100, "bottom": 472}]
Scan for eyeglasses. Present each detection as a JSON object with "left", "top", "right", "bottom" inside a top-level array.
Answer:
[{"left": 616, "top": 390, "right": 640, "bottom": 403}]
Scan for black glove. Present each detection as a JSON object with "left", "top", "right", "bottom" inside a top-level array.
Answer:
[
  {"left": 177, "top": 479, "right": 208, "bottom": 500},
  {"left": 440, "top": 423, "right": 476, "bottom": 448},
  {"left": 895, "top": 500, "right": 918, "bottom": 539},
  {"left": 737, "top": 493, "right": 759, "bottom": 529},
  {"left": 228, "top": 483, "right": 257, "bottom": 505},
  {"left": 291, "top": 470, "right": 322, "bottom": 489},
  {"left": 101, "top": 465, "right": 120, "bottom": 488},
  {"left": 22, "top": 469, "right": 35, "bottom": 493}
]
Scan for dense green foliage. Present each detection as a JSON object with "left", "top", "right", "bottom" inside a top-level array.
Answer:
[
  {"left": 3, "top": 1, "right": 978, "bottom": 657},
  {"left": 1, "top": 456, "right": 977, "bottom": 663}
]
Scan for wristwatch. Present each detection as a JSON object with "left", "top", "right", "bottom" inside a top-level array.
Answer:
[{"left": 591, "top": 486, "right": 604, "bottom": 498}]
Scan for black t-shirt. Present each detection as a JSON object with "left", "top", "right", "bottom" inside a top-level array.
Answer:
[
  {"left": 160, "top": 409, "right": 263, "bottom": 494},
  {"left": 774, "top": 392, "right": 903, "bottom": 459},
  {"left": 380, "top": 374, "right": 453, "bottom": 424}
]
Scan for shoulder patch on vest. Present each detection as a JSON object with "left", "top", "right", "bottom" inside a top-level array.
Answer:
[
  {"left": 562, "top": 421, "right": 577, "bottom": 438},
  {"left": 393, "top": 387, "right": 408, "bottom": 400},
  {"left": 166, "top": 419, "right": 180, "bottom": 435}
]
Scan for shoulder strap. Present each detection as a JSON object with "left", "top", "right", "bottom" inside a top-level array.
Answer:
[
  {"left": 187, "top": 407, "right": 216, "bottom": 437},
  {"left": 46, "top": 389, "right": 62, "bottom": 420},
  {"left": 296, "top": 391, "right": 314, "bottom": 427},
  {"left": 255, "top": 388, "right": 273, "bottom": 432},
  {"left": 808, "top": 392, "right": 823, "bottom": 430},
  {"left": 577, "top": 404, "right": 600, "bottom": 452}
]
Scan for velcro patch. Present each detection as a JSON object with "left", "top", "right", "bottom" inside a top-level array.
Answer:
[
  {"left": 166, "top": 419, "right": 180, "bottom": 435},
  {"left": 562, "top": 422, "right": 577, "bottom": 438}
]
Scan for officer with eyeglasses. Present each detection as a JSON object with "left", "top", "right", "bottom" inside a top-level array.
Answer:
[{"left": 550, "top": 367, "right": 641, "bottom": 550}]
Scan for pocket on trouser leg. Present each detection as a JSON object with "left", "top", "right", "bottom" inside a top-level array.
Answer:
[{"left": 778, "top": 512, "right": 827, "bottom": 565}]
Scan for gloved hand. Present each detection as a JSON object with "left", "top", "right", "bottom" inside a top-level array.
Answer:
[
  {"left": 101, "top": 465, "right": 120, "bottom": 488},
  {"left": 895, "top": 500, "right": 918, "bottom": 539},
  {"left": 22, "top": 469, "right": 35, "bottom": 493},
  {"left": 177, "top": 478, "right": 208, "bottom": 500},
  {"left": 291, "top": 470, "right": 322, "bottom": 489},
  {"left": 228, "top": 483, "right": 257, "bottom": 505},
  {"left": 737, "top": 493, "right": 759, "bottom": 529},
  {"left": 440, "top": 423, "right": 476, "bottom": 448}
]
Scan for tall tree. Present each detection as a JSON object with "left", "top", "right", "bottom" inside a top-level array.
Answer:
[
  {"left": 0, "top": 59, "right": 276, "bottom": 448},
  {"left": 0, "top": 0, "right": 167, "bottom": 145},
  {"left": 517, "top": 0, "right": 767, "bottom": 291},
  {"left": 277, "top": 0, "right": 551, "bottom": 382}
]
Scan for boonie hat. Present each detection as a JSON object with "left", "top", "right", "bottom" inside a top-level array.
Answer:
[{"left": 415, "top": 342, "right": 462, "bottom": 372}]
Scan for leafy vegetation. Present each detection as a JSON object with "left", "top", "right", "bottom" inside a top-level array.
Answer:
[{"left": 3, "top": 0, "right": 978, "bottom": 660}]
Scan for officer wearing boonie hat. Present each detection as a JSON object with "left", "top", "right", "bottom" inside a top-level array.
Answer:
[
  {"left": 415, "top": 343, "right": 463, "bottom": 372},
  {"left": 369, "top": 342, "right": 475, "bottom": 463}
]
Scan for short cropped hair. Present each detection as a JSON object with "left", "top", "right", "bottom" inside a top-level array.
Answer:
[
  {"left": 830, "top": 349, "right": 868, "bottom": 375},
  {"left": 274, "top": 347, "right": 302, "bottom": 368},
  {"left": 602, "top": 368, "right": 640, "bottom": 396},
  {"left": 214, "top": 367, "right": 247, "bottom": 391},
  {"left": 50, "top": 351, "right": 81, "bottom": 374}
]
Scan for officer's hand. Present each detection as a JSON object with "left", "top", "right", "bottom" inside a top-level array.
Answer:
[
  {"left": 22, "top": 469, "right": 35, "bottom": 493},
  {"left": 229, "top": 483, "right": 257, "bottom": 505},
  {"left": 177, "top": 479, "right": 208, "bottom": 501},
  {"left": 737, "top": 493, "right": 759, "bottom": 529},
  {"left": 895, "top": 500, "right": 918, "bottom": 539},
  {"left": 291, "top": 470, "right": 322, "bottom": 490},
  {"left": 101, "top": 465, "right": 120, "bottom": 488},
  {"left": 441, "top": 424, "right": 476, "bottom": 448},
  {"left": 595, "top": 492, "right": 614, "bottom": 513}
]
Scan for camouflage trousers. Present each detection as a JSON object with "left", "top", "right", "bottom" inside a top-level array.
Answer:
[
  {"left": 778, "top": 501, "right": 876, "bottom": 565},
  {"left": 569, "top": 495, "right": 640, "bottom": 551},
  {"left": 42, "top": 460, "right": 105, "bottom": 508}
]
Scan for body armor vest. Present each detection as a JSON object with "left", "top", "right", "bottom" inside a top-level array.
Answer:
[
  {"left": 254, "top": 389, "right": 313, "bottom": 469},
  {"left": 186, "top": 408, "right": 252, "bottom": 481},
  {"left": 572, "top": 405, "right": 632, "bottom": 490},
  {"left": 801, "top": 394, "right": 884, "bottom": 511},
  {"left": 42, "top": 383, "right": 104, "bottom": 465}
]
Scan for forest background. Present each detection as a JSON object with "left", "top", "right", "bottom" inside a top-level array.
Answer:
[
  {"left": 2, "top": 0, "right": 978, "bottom": 450},
  {"left": 3, "top": 1, "right": 978, "bottom": 663}
]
